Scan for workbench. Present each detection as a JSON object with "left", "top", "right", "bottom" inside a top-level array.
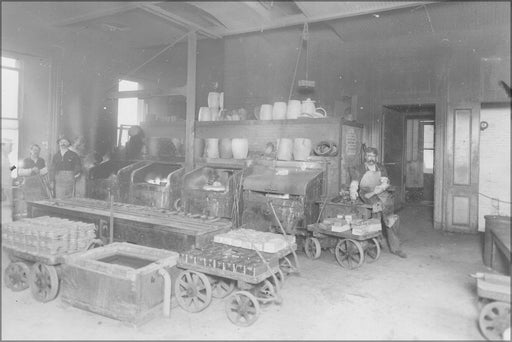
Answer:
[{"left": 26, "top": 198, "right": 232, "bottom": 253}]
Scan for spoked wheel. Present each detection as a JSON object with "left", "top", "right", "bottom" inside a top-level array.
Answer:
[
  {"left": 279, "top": 256, "right": 298, "bottom": 275},
  {"left": 210, "top": 277, "right": 235, "bottom": 299},
  {"left": 479, "top": 301, "right": 511, "bottom": 340},
  {"left": 256, "top": 279, "right": 280, "bottom": 305},
  {"left": 304, "top": 237, "right": 322, "bottom": 259},
  {"left": 28, "top": 262, "right": 59, "bottom": 302},
  {"left": 225, "top": 291, "right": 260, "bottom": 327},
  {"left": 364, "top": 238, "right": 381, "bottom": 263},
  {"left": 269, "top": 268, "right": 285, "bottom": 290},
  {"left": 175, "top": 270, "right": 212, "bottom": 312},
  {"left": 335, "top": 239, "right": 364, "bottom": 269},
  {"left": 5, "top": 262, "right": 30, "bottom": 292}
]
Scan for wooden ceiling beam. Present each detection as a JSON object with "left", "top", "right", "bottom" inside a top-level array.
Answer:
[
  {"left": 53, "top": 3, "right": 146, "bottom": 26},
  {"left": 217, "top": 2, "right": 436, "bottom": 37},
  {"left": 242, "top": 2, "right": 273, "bottom": 22},
  {"left": 138, "top": 3, "right": 221, "bottom": 39},
  {"left": 293, "top": 1, "right": 311, "bottom": 18}
]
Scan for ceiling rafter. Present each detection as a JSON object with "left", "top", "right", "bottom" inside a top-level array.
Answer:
[
  {"left": 138, "top": 3, "right": 221, "bottom": 39},
  {"left": 293, "top": 1, "right": 311, "bottom": 18},
  {"left": 217, "top": 2, "right": 436, "bottom": 37},
  {"left": 243, "top": 1, "right": 274, "bottom": 22},
  {"left": 53, "top": 3, "right": 147, "bottom": 27}
]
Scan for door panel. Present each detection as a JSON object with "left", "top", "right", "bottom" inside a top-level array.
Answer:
[
  {"left": 383, "top": 108, "right": 405, "bottom": 205},
  {"left": 444, "top": 103, "right": 480, "bottom": 233}
]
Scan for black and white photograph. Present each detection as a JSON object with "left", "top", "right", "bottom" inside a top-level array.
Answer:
[{"left": 1, "top": 1, "right": 510, "bottom": 340}]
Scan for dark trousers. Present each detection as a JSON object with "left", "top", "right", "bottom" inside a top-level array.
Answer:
[{"left": 361, "top": 191, "right": 402, "bottom": 253}]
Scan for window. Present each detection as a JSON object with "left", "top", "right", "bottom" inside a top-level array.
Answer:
[
  {"left": 422, "top": 121, "right": 434, "bottom": 173},
  {"left": 2, "top": 56, "right": 20, "bottom": 173},
  {"left": 117, "top": 79, "right": 143, "bottom": 146}
]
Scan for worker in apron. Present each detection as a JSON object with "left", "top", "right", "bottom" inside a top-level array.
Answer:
[
  {"left": 50, "top": 137, "right": 82, "bottom": 199},
  {"left": 349, "top": 147, "right": 406, "bottom": 258}
]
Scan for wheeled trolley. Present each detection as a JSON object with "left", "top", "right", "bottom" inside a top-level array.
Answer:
[
  {"left": 4, "top": 245, "right": 68, "bottom": 302},
  {"left": 473, "top": 272, "right": 510, "bottom": 340},
  {"left": 306, "top": 223, "right": 382, "bottom": 269},
  {"left": 2, "top": 216, "right": 97, "bottom": 302},
  {"left": 175, "top": 242, "right": 297, "bottom": 326}
]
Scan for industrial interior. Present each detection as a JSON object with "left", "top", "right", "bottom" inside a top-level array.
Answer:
[{"left": 1, "top": 1, "right": 510, "bottom": 340}]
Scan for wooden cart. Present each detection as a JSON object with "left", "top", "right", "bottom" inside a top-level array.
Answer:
[
  {"left": 473, "top": 272, "right": 511, "bottom": 340},
  {"left": 3, "top": 245, "right": 72, "bottom": 302},
  {"left": 175, "top": 242, "right": 297, "bottom": 327},
  {"left": 306, "top": 223, "right": 382, "bottom": 269}
]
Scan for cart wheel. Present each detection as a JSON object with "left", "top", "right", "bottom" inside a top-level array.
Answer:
[
  {"left": 256, "top": 279, "right": 279, "bottom": 305},
  {"left": 335, "top": 239, "right": 364, "bottom": 269},
  {"left": 479, "top": 301, "right": 511, "bottom": 340},
  {"left": 175, "top": 270, "right": 212, "bottom": 312},
  {"left": 365, "top": 238, "right": 381, "bottom": 263},
  {"left": 279, "top": 256, "right": 295, "bottom": 275},
  {"left": 28, "top": 263, "right": 59, "bottom": 302},
  {"left": 211, "top": 277, "right": 235, "bottom": 299},
  {"left": 5, "top": 262, "right": 30, "bottom": 292},
  {"left": 304, "top": 237, "right": 322, "bottom": 259},
  {"left": 270, "top": 268, "right": 285, "bottom": 290},
  {"left": 225, "top": 291, "right": 260, "bottom": 327}
]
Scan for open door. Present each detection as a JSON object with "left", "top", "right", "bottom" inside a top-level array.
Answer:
[{"left": 382, "top": 107, "right": 405, "bottom": 206}]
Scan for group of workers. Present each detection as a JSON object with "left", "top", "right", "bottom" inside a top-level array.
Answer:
[{"left": 2, "top": 136, "right": 406, "bottom": 258}]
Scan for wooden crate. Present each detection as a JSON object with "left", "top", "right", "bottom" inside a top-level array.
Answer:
[{"left": 61, "top": 242, "right": 178, "bottom": 325}]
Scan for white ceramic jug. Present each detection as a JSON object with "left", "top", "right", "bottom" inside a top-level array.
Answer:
[
  {"left": 232, "top": 138, "right": 249, "bottom": 159},
  {"left": 293, "top": 138, "right": 312, "bottom": 161},
  {"left": 286, "top": 100, "right": 301, "bottom": 119},
  {"left": 205, "top": 138, "right": 219, "bottom": 158},
  {"left": 256, "top": 104, "right": 273, "bottom": 120},
  {"left": 272, "top": 102, "right": 287, "bottom": 120},
  {"left": 276, "top": 138, "right": 293, "bottom": 161},
  {"left": 198, "top": 107, "right": 211, "bottom": 121},
  {"left": 208, "top": 92, "right": 220, "bottom": 109}
]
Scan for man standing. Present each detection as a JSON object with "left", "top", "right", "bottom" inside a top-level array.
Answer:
[
  {"left": 19, "top": 144, "right": 47, "bottom": 176},
  {"left": 50, "top": 137, "right": 82, "bottom": 199},
  {"left": 349, "top": 147, "right": 407, "bottom": 258}
]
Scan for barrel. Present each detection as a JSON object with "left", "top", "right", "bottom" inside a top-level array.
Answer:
[
  {"left": 272, "top": 102, "right": 287, "bottom": 120},
  {"left": 232, "top": 138, "right": 249, "bottom": 159}
]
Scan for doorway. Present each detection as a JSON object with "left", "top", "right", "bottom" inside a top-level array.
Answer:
[{"left": 382, "top": 104, "right": 436, "bottom": 208}]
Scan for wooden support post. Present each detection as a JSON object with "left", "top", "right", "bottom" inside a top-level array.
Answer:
[{"left": 185, "top": 32, "right": 197, "bottom": 172}]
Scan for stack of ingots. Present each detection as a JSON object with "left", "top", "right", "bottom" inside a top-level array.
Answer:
[
  {"left": 2, "top": 216, "right": 96, "bottom": 255},
  {"left": 213, "top": 228, "right": 296, "bottom": 253},
  {"left": 179, "top": 242, "right": 280, "bottom": 277}
]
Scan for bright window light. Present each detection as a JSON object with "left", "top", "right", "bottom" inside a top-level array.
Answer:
[{"left": 2, "top": 57, "right": 17, "bottom": 68}]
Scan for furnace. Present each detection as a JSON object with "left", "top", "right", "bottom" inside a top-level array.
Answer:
[
  {"left": 129, "top": 161, "right": 184, "bottom": 210},
  {"left": 182, "top": 163, "right": 246, "bottom": 222},
  {"left": 241, "top": 162, "right": 323, "bottom": 237}
]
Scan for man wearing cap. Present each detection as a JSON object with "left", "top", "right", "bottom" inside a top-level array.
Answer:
[
  {"left": 50, "top": 137, "right": 82, "bottom": 198},
  {"left": 349, "top": 147, "right": 407, "bottom": 258}
]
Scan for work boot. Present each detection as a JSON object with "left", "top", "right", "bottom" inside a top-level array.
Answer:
[{"left": 392, "top": 250, "right": 407, "bottom": 258}]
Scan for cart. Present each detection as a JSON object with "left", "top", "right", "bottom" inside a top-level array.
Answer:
[
  {"left": 4, "top": 245, "right": 74, "bottom": 302},
  {"left": 473, "top": 272, "right": 510, "bottom": 340},
  {"left": 305, "top": 222, "right": 383, "bottom": 269},
  {"left": 175, "top": 242, "right": 298, "bottom": 326}
]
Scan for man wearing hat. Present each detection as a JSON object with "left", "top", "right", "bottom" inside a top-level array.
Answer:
[
  {"left": 349, "top": 146, "right": 407, "bottom": 258},
  {"left": 50, "top": 137, "right": 82, "bottom": 198}
]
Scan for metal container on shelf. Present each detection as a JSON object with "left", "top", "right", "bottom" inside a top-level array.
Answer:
[{"left": 129, "top": 161, "right": 184, "bottom": 210}]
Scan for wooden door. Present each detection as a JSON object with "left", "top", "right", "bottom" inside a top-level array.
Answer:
[
  {"left": 382, "top": 107, "right": 405, "bottom": 205},
  {"left": 444, "top": 103, "right": 480, "bottom": 233}
]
